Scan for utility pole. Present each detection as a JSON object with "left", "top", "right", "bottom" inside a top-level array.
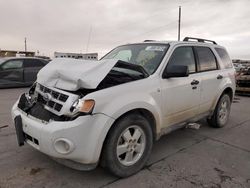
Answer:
[
  {"left": 24, "top": 37, "right": 27, "bottom": 54},
  {"left": 178, "top": 6, "right": 181, "bottom": 41}
]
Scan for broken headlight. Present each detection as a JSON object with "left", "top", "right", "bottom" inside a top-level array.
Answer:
[{"left": 70, "top": 99, "right": 95, "bottom": 114}]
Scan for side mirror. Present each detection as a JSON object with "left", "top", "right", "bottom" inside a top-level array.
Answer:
[{"left": 162, "top": 65, "right": 189, "bottom": 79}]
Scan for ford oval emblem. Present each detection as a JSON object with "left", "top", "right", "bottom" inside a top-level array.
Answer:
[{"left": 43, "top": 93, "right": 52, "bottom": 102}]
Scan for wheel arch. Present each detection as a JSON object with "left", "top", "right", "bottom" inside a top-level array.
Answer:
[
  {"left": 223, "top": 87, "right": 234, "bottom": 102},
  {"left": 107, "top": 108, "right": 157, "bottom": 142},
  {"left": 212, "top": 86, "right": 234, "bottom": 111},
  {"left": 100, "top": 108, "right": 157, "bottom": 167}
]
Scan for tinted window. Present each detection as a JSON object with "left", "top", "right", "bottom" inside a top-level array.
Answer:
[
  {"left": 167, "top": 46, "right": 196, "bottom": 73},
  {"left": 1, "top": 60, "right": 23, "bottom": 70},
  {"left": 196, "top": 47, "right": 217, "bottom": 71},
  {"left": 24, "top": 59, "right": 45, "bottom": 68},
  {"left": 215, "top": 48, "right": 232, "bottom": 69}
]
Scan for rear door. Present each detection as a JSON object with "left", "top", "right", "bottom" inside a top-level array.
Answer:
[
  {"left": 0, "top": 59, "right": 24, "bottom": 87},
  {"left": 23, "top": 59, "right": 46, "bottom": 84},
  {"left": 160, "top": 46, "right": 201, "bottom": 127},
  {"left": 194, "top": 46, "right": 223, "bottom": 114}
]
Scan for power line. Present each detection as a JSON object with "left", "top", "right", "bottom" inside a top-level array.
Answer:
[
  {"left": 92, "top": 6, "right": 179, "bottom": 41},
  {"left": 86, "top": 26, "right": 92, "bottom": 53},
  {"left": 115, "top": 20, "right": 177, "bottom": 44},
  {"left": 113, "top": 6, "right": 174, "bottom": 31}
]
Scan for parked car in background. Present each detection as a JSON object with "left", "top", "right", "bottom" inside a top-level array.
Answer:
[
  {"left": 236, "top": 66, "right": 250, "bottom": 94},
  {"left": 0, "top": 57, "right": 49, "bottom": 88}
]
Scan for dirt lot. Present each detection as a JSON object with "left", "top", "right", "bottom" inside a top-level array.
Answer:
[{"left": 0, "top": 88, "right": 250, "bottom": 188}]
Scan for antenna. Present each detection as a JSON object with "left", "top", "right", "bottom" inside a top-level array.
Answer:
[
  {"left": 178, "top": 6, "right": 181, "bottom": 41},
  {"left": 86, "top": 26, "right": 92, "bottom": 53}
]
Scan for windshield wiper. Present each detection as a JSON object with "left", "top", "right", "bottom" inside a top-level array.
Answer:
[
  {"left": 116, "top": 60, "right": 149, "bottom": 78},
  {"left": 111, "top": 69, "right": 138, "bottom": 79}
]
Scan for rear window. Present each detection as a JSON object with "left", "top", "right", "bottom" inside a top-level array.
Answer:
[
  {"left": 195, "top": 47, "right": 217, "bottom": 71},
  {"left": 215, "top": 48, "right": 232, "bottom": 69}
]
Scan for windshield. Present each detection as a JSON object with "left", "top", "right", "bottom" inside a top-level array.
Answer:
[{"left": 102, "top": 43, "right": 169, "bottom": 74}]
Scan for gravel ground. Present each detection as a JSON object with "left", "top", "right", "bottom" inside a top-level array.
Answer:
[{"left": 0, "top": 88, "right": 249, "bottom": 188}]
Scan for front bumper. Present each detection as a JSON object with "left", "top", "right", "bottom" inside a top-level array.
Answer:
[{"left": 11, "top": 101, "right": 115, "bottom": 166}]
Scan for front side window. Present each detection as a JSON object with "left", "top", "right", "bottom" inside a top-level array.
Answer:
[
  {"left": 167, "top": 46, "right": 196, "bottom": 73},
  {"left": 195, "top": 47, "right": 217, "bottom": 71},
  {"left": 102, "top": 44, "right": 169, "bottom": 74},
  {"left": 1, "top": 60, "right": 23, "bottom": 70}
]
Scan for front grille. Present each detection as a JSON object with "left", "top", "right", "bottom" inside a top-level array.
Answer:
[
  {"left": 37, "top": 94, "right": 63, "bottom": 112},
  {"left": 39, "top": 84, "right": 69, "bottom": 102},
  {"left": 35, "top": 83, "right": 79, "bottom": 117},
  {"left": 37, "top": 84, "right": 68, "bottom": 113}
]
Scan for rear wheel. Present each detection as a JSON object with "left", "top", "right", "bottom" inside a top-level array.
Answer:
[
  {"left": 101, "top": 114, "right": 153, "bottom": 177},
  {"left": 207, "top": 94, "right": 231, "bottom": 128}
]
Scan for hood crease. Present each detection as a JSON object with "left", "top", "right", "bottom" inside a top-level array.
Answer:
[{"left": 36, "top": 58, "right": 118, "bottom": 91}]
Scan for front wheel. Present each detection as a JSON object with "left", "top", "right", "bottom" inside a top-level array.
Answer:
[
  {"left": 101, "top": 114, "right": 153, "bottom": 177},
  {"left": 207, "top": 94, "right": 231, "bottom": 128}
]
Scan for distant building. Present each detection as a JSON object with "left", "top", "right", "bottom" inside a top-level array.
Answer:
[
  {"left": 0, "top": 49, "right": 35, "bottom": 57},
  {"left": 54, "top": 52, "right": 98, "bottom": 60}
]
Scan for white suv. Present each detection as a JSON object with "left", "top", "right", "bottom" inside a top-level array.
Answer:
[{"left": 12, "top": 37, "right": 235, "bottom": 177}]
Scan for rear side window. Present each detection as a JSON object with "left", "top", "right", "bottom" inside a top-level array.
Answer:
[
  {"left": 167, "top": 46, "right": 196, "bottom": 73},
  {"left": 195, "top": 47, "right": 217, "bottom": 71},
  {"left": 215, "top": 48, "right": 232, "bottom": 69},
  {"left": 24, "top": 59, "right": 45, "bottom": 68}
]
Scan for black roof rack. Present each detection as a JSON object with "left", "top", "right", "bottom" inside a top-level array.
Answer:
[
  {"left": 183, "top": 37, "right": 217, "bottom": 45},
  {"left": 143, "top": 40, "right": 155, "bottom": 42}
]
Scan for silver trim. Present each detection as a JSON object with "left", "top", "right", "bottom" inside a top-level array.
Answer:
[{"left": 35, "top": 83, "right": 79, "bottom": 116}]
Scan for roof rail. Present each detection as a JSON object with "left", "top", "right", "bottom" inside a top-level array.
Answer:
[
  {"left": 183, "top": 37, "right": 217, "bottom": 45},
  {"left": 143, "top": 40, "right": 155, "bottom": 42}
]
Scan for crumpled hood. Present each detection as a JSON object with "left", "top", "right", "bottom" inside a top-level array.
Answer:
[{"left": 37, "top": 58, "right": 118, "bottom": 91}]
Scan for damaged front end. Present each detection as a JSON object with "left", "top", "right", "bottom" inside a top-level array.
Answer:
[
  {"left": 17, "top": 83, "right": 80, "bottom": 122},
  {"left": 17, "top": 60, "right": 148, "bottom": 122}
]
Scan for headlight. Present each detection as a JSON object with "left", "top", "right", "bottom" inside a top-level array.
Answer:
[{"left": 71, "top": 99, "right": 95, "bottom": 114}]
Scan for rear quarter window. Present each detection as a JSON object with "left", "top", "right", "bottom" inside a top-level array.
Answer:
[{"left": 215, "top": 48, "right": 232, "bottom": 69}]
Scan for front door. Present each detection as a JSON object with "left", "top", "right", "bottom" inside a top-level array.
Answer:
[{"left": 160, "top": 46, "right": 201, "bottom": 127}]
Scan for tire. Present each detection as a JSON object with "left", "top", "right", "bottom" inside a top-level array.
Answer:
[
  {"left": 207, "top": 94, "right": 231, "bottom": 128},
  {"left": 101, "top": 113, "right": 153, "bottom": 177}
]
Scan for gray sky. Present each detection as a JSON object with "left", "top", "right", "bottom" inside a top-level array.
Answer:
[{"left": 0, "top": 0, "right": 250, "bottom": 59}]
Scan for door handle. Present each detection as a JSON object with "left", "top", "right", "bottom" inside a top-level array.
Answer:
[
  {"left": 217, "top": 75, "right": 223, "bottom": 79},
  {"left": 191, "top": 80, "right": 199, "bottom": 85}
]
